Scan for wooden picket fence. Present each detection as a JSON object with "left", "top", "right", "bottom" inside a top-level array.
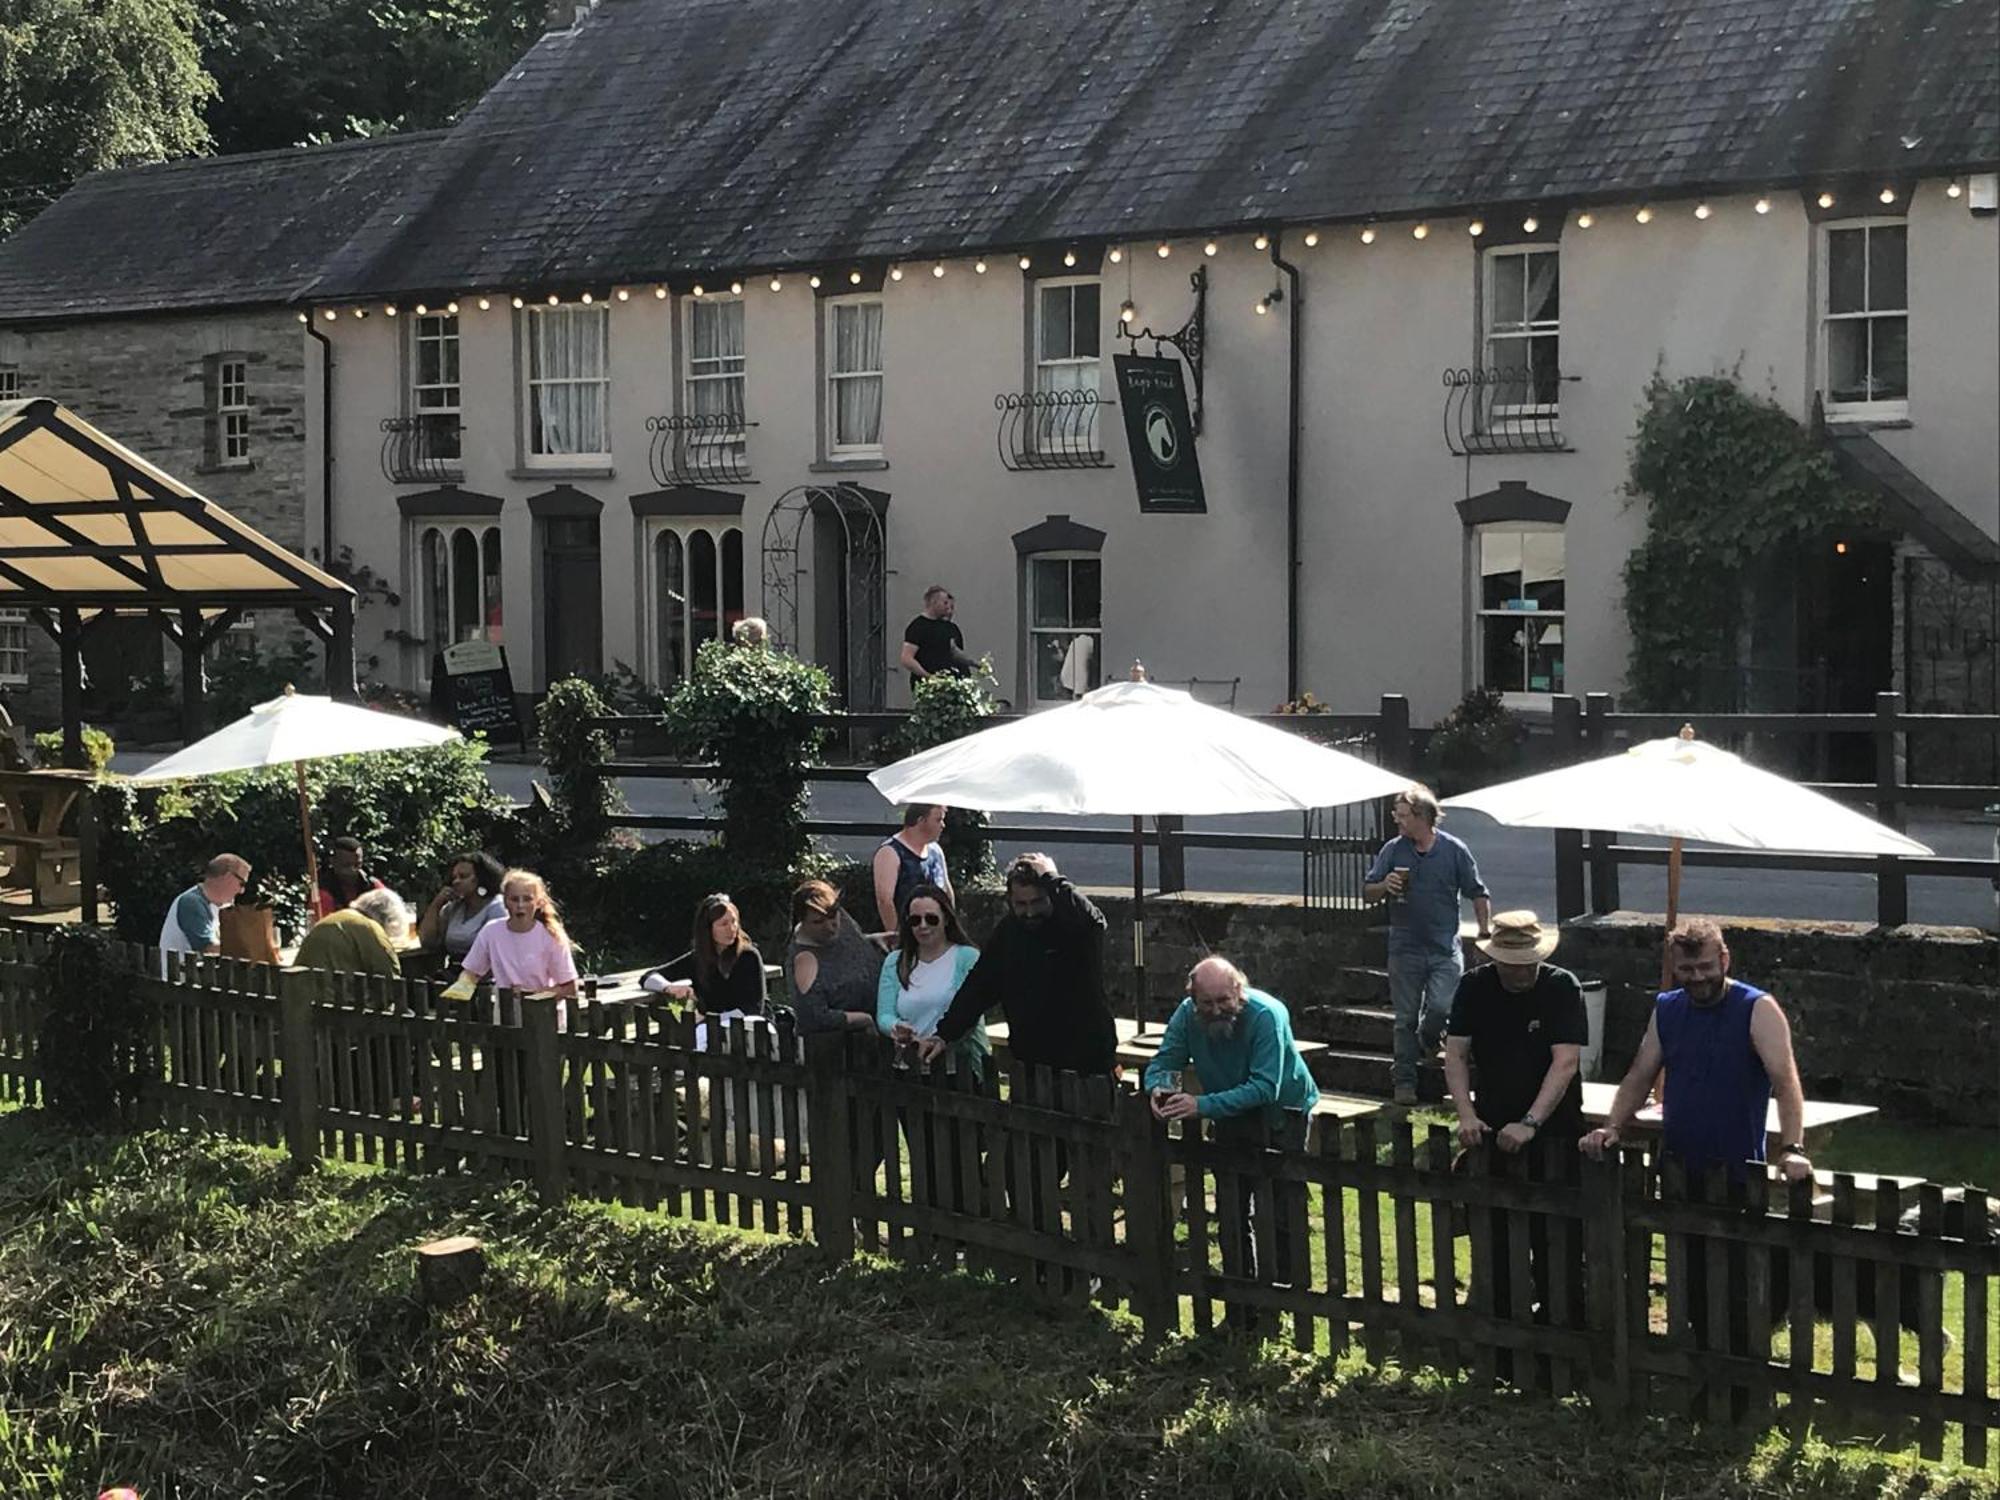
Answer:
[{"left": 1, "top": 930, "right": 1994, "bottom": 1465}]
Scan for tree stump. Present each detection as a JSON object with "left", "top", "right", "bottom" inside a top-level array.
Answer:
[{"left": 416, "top": 1235, "right": 486, "bottom": 1307}]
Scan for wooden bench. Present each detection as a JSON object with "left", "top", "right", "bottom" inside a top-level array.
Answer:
[{"left": 0, "top": 768, "right": 90, "bottom": 908}]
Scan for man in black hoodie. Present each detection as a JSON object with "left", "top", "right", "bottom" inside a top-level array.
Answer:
[{"left": 922, "top": 851, "right": 1117, "bottom": 1076}]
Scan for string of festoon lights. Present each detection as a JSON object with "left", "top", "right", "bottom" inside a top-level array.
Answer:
[{"left": 298, "top": 180, "right": 1973, "bottom": 325}]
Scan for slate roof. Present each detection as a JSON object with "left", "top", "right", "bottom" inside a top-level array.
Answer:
[
  {"left": 0, "top": 133, "right": 443, "bottom": 323},
  {"left": 303, "top": 0, "right": 2000, "bottom": 299}
]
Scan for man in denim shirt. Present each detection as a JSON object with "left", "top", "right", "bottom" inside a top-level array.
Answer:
[{"left": 1364, "top": 784, "right": 1492, "bottom": 1105}]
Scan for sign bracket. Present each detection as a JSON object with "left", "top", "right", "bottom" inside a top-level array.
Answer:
[{"left": 1120, "top": 265, "right": 1207, "bottom": 433}]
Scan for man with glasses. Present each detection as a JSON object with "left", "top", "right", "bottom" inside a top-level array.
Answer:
[{"left": 159, "top": 853, "right": 251, "bottom": 958}]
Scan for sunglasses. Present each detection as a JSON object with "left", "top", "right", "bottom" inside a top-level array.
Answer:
[
  {"left": 908, "top": 911, "right": 942, "bottom": 927},
  {"left": 703, "top": 892, "right": 733, "bottom": 906}
]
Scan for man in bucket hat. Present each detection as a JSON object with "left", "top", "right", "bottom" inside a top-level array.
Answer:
[{"left": 1442, "top": 910, "right": 1588, "bottom": 1375}]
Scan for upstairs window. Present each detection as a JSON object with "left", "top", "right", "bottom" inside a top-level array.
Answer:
[
  {"left": 1823, "top": 221, "right": 1908, "bottom": 418},
  {"left": 1035, "top": 279, "right": 1102, "bottom": 395},
  {"left": 826, "top": 296, "right": 883, "bottom": 456},
  {"left": 686, "top": 297, "right": 746, "bottom": 435},
  {"left": 0, "top": 366, "right": 18, "bottom": 402},
  {"left": 411, "top": 313, "right": 462, "bottom": 461},
  {"left": 526, "top": 303, "right": 610, "bottom": 462},
  {"left": 1484, "top": 246, "right": 1560, "bottom": 415},
  {"left": 206, "top": 355, "right": 251, "bottom": 467},
  {"left": 0, "top": 608, "right": 27, "bottom": 686}
]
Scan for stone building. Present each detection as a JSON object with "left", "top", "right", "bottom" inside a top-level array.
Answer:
[{"left": 0, "top": 133, "right": 437, "bottom": 728}]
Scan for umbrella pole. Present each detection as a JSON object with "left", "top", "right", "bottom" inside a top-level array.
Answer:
[
  {"left": 296, "top": 760, "right": 320, "bottom": 932},
  {"left": 1132, "top": 815, "right": 1148, "bottom": 1035},
  {"left": 1659, "top": 835, "right": 1683, "bottom": 989}
]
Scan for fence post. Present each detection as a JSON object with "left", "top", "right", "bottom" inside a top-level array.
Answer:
[
  {"left": 1155, "top": 815, "right": 1186, "bottom": 893},
  {"left": 1119, "top": 1090, "right": 1177, "bottom": 1340},
  {"left": 805, "top": 1032, "right": 856, "bottom": 1260},
  {"left": 521, "top": 993, "right": 569, "bottom": 1205},
  {"left": 1581, "top": 1150, "right": 1632, "bottom": 1418},
  {"left": 277, "top": 967, "right": 322, "bottom": 1168},
  {"left": 1378, "top": 694, "right": 1412, "bottom": 775},
  {"left": 1874, "top": 691, "right": 1908, "bottom": 928},
  {"left": 1583, "top": 693, "right": 1622, "bottom": 914},
  {"left": 1550, "top": 695, "right": 1586, "bottom": 921}
]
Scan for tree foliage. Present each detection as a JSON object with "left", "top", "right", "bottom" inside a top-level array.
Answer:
[
  {"left": 0, "top": 0, "right": 212, "bottom": 230},
  {"left": 198, "top": 0, "right": 547, "bottom": 153},
  {"left": 1621, "top": 371, "right": 1876, "bottom": 711}
]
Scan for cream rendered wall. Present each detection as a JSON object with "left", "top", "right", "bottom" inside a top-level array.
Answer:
[{"left": 319, "top": 181, "right": 1995, "bottom": 714}]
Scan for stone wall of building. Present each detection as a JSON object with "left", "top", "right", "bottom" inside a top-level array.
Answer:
[
  {"left": 1897, "top": 541, "right": 2000, "bottom": 785},
  {"left": 0, "top": 311, "right": 312, "bottom": 736}
]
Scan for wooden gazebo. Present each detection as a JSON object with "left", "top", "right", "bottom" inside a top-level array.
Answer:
[{"left": 0, "top": 398, "right": 356, "bottom": 767}]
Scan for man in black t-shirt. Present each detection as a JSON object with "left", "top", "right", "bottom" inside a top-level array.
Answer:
[
  {"left": 1443, "top": 909, "right": 1589, "bottom": 1349},
  {"left": 900, "top": 584, "right": 972, "bottom": 680}
]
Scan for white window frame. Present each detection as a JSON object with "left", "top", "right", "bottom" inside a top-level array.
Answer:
[
  {"left": 645, "top": 521, "right": 746, "bottom": 687},
  {"left": 0, "top": 366, "right": 18, "bottom": 403},
  {"left": 1473, "top": 521, "right": 1566, "bottom": 708},
  {"left": 1483, "top": 244, "right": 1560, "bottom": 419},
  {"left": 684, "top": 295, "right": 747, "bottom": 442},
  {"left": 216, "top": 355, "right": 251, "bottom": 466},
  {"left": 1025, "top": 551, "right": 1103, "bottom": 706},
  {"left": 825, "top": 294, "right": 884, "bottom": 459},
  {"left": 0, "top": 607, "right": 27, "bottom": 686},
  {"left": 1032, "top": 276, "right": 1104, "bottom": 452},
  {"left": 522, "top": 302, "right": 612, "bottom": 467},
  {"left": 411, "top": 520, "right": 504, "bottom": 685},
  {"left": 410, "top": 313, "right": 463, "bottom": 460},
  {"left": 1820, "top": 217, "right": 1910, "bottom": 422}
]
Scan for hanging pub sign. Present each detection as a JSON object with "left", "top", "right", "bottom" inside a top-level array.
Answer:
[
  {"left": 429, "top": 640, "right": 524, "bottom": 748},
  {"left": 1112, "top": 353, "right": 1207, "bottom": 514}
]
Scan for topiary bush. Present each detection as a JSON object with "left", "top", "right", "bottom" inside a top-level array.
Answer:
[
  {"left": 537, "top": 676, "right": 621, "bottom": 847},
  {"left": 879, "top": 670, "right": 998, "bottom": 886},
  {"left": 95, "top": 738, "right": 510, "bottom": 944},
  {"left": 658, "top": 639, "right": 832, "bottom": 873},
  {"left": 35, "top": 923, "right": 149, "bottom": 1128},
  {"left": 1423, "top": 688, "right": 1526, "bottom": 795}
]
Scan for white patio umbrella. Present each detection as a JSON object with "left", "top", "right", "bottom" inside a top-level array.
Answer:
[
  {"left": 1442, "top": 724, "right": 1932, "bottom": 932},
  {"left": 131, "top": 687, "right": 459, "bottom": 922},
  {"left": 869, "top": 670, "right": 1410, "bottom": 1020}
]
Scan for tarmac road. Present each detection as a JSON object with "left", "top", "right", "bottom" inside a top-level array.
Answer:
[{"left": 478, "top": 762, "right": 1999, "bottom": 931}]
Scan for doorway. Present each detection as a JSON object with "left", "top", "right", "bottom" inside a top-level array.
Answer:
[
  {"left": 541, "top": 516, "right": 602, "bottom": 681},
  {"left": 1800, "top": 533, "right": 1894, "bottom": 781}
]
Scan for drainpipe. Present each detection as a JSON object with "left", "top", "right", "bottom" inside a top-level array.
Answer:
[
  {"left": 1269, "top": 236, "right": 1303, "bottom": 701},
  {"left": 305, "top": 317, "right": 334, "bottom": 565}
]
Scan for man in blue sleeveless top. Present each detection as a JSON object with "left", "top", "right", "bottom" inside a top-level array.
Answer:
[
  {"left": 872, "top": 803, "right": 952, "bottom": 932},
  {"left": 1579, "top": 918, "right": 1812, "bottom": 1183}
]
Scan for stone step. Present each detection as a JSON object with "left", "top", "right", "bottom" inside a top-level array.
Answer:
[
  {"left": 1310, "top": 1046, "right": 1446, "bottom": 1103},
  {"left": 1323, "top": 966, "right": 1390, "bottom": 1004},
  {"left": 1307, "top": 1004, "right": 1396, "bottom": 1051}
]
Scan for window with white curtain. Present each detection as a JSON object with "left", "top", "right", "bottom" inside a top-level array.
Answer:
[
  {"left": 1484, "top": 246, "right": 1560, "bottom": 414},
  {"left": 686, "top": 297, "right": 746, "bottom": 436},
  {"left": 0, "top": 608, "right": 27, "bottom": 686},
  {"left": 1475, "top": 523, "right": 1566, "bottom": 701},
  {"left": 415, "top": 522, "right": 504, "bottom": 680},
  {"left": 1822, "top": 220, "right": 1908, "bottom": 418},
  {"left": 826, "top": 296, "right": 883, "bottom": 456},
  {"left": 525, "top": 303, "right": 610, "bottom": 462},
  {"left": 1027, "top": 554, "right": 1102, "bottom": 704},
  {"left": 650, "top": 524, "right": 745, "bottom": 685},
  {"left": 1035, "top": 279, "right": 1102, "bottom": 394}
]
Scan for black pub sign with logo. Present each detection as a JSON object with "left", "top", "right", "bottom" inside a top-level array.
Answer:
[{"left": 1112, "top": 353, "right": 1207, "bottom": 513}]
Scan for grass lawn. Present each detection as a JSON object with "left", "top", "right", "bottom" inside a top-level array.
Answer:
[{"left": 2, "top": 1109, "right": 1995, "bottom": 1500}]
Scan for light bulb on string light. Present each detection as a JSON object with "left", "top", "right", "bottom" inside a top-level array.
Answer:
[
  {"left": 1360, "top": 225, "right": 1376, "bottom": 244},
  {"left": 547, "top": 293, "right": 559, "bottom": 305},
  {"left": 478, "top": 296, "right": 492, "bottom": 310},
  {"left": 1818, "top": 192, "right": 1835, "bottom": 209},
  {"left": 1693, "top": 202, "right": 1711, "bottom": 220},
  {"left": 297, "top": 311, "right": 309, "bottom": 324},
  {"left": 974, "top": 259, "right": 987, "bottom": 274},
  {"left": 1108, "top": 246, "right": 1123, "bottom": 263},
  {"left": 1119, "top": 299, "right": 1135, "bottom": 324},
  {"left": 931, "top": 262, "right": 945, "bottom": 278},
  {"left": 386, "top": 304, "right": 399, "bottom": 317},
  {"left": 809, "top": 274, "right": 822, "bottom": 288},
  {"left": 1062, "top": 248, "right": 1077, "bottom": 267},
  {"left": 1947, "top": 180, "right": 1963, "bottom": 199},
  {"left": 890, "top": 265, "right": 904, "bottom": 281},
  {"left": 447, "top": 300, "right": 459, "bottom": 314},
  {"left": 1303, "top": 229, "right": 1319, "bottom": 247},
  {"left": 1755, "top": 197, "right": 1771, "bottom": 215},
  {"left": 1468, "top": 218, "right": 1485, "bottom": 236},
  {"left": 1575, "top": 211, "right": 1594, "bottom": 229},
  {"left": 580, "top": 291, "right": 593, "bottom": 303},
  {"left": 653, "top": 285, "right": 667, "bottom": 298},
  {"left": 1253, "top": 232, "right": 1269, "bottom": 250},
  {"left": 1879, "top": 186, "right": 1896, "bottom": 205},
  {"left": 849, "top": 269, "right": 862, "bottom": 285},
  {"left": 323, "top": 309, "right": 339, "bottom": 321},
  {"left": 730, "top": 280, "right": 743, "bottom": 295},
  {"left": 770, "top": 277, "right": 783, "bottom": 292},
  {"left": 512, "top": 296, "right": 525, "bottom": 308},
  {"left": 414, "top": 303, "right": 427, "bottom": 315},
  {"left": 352, "top": 307, "right": 366, "bottom": 318},
  {"left": 1635, "top": 205, "right": 1653, "bottom": 224},
  {"left": 616, "top": 288, "right": 629, "bottom": 301},
  {"left": 1204, "top": 240, "right": 1218, "bottom": 256},
  {"left": 1411, "top": 222, "right": 1429, "bottom": 239},
  {"left": 692, "top": 284, "right": 704, "bottom": 298},
  {"left": 1157, "top": 242, "right": 1171, "bottom": 258},
  {"left": 1018, "top": 254, "right": 1032, "bottom": 270},
  {"left": 1522, "top": 216, "right": 1539, "bottom": 233}
]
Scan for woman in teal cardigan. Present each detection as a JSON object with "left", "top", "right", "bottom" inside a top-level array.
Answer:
[{"left": 876, "top": 883, "right": 987, "bottom": 1081}]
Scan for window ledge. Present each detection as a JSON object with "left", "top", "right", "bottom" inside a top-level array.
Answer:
[
  {"left": 810, "top": 458, "right": 890, "bottom": 473},
  {"left": 195, "top": 461, "right": 256, "bottom": 475},
  {"left": 508, "top": 464, "right": 614, "bottom": 481},
  {"left": 390, "top": 469, "right": 465, "bottom": 486},
  {"left": 1822, "top": 415, "right": 1912, "bottom": 432}
]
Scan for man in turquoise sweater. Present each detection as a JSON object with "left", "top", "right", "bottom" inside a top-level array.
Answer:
[{"left": 1144, "top": 956, "right": 1318, "bottom": 1318}]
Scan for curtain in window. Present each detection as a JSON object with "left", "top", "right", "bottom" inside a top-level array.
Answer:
[
  {"left": 423, "top": 529, "right": 449, "bottom": 648},
  {"left": 531, "top": 307, "right": 609, "bottom": 454},
  {"left": 656, "top": 531, "right": 686, "bottom": 682},
  {"left": 481, "top": 528, "right": 504, "bottom": 642},
  {"left": 833, "top": 302, "right": 883, "bottom": 446},
  {"left": 690, "top": 302, "right": 746, "bottom": 421}
]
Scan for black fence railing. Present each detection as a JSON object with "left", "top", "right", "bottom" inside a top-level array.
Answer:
[
  {"left": 995, "top": 389, "right": 1115, "bottom": 472},
  {"left": 1441, "top": 366, "right": 1576, "bottom": 455},
  {"left": 380, "top": 415, "right": 463, "bottom": 484},
  {"left": 647, "top": 412, "right": 756, "bottom": 488}
]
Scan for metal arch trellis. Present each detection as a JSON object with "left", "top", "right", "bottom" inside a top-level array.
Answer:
[
  {"left": 1121, "top": 264, "right": 1208, "bottom": 434},
  {"left": 760, "top": 483, "right": 888, "bottom": 709}
]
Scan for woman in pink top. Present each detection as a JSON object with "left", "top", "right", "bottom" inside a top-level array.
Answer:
[{"left": 451, "top": 869, "right": 578, "bottom": 998}]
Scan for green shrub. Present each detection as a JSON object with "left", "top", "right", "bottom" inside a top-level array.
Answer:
[
  {"left": 206, "top": 638, "right": 325, "bottom": 722},
  {"left": 537, "top": 675, "right": 621, "bottom": 846},
  {"left": 34, "top": 925, "right": 147, "bottom": 1128},
  {"left": 573, "top": 837, "right": 830, "bottom": 972},
  {"left": 659, "top": 639, "right": 831, "bottom": 873},
  {"left": 95, "top": 737, "right": 509, "bottom": 943},
  {"left": 1423, "top": 688, "right": 1526, "bottom": 795},
  {"left": 30, "top": 724, "right": 114, "bottom": 773}
]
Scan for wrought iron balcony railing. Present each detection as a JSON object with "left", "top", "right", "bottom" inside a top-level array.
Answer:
[
  {"left": 380, "top": 415, "right": 463, "bottom": 484},
  {"left": 1441, "top": 367, "right": 1577, "bottom": 456},
  {"left": 995, "top": 389, "right": 1115, "bottom": 472},
  {"left": 647, "top": 412, "right": 755, "bottom": 489}
]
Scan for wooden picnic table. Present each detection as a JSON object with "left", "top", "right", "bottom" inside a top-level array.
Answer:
[
  {"left": 0, "top": 767, "right": 91, "bottom": 906},
  {"left": 1577, "top": 1080, "right": 1876, "bottom": 1150}
]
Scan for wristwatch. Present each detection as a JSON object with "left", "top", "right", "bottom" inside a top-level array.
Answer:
[
  {"left": 1776, "top": 1142, "right": 1809, "bottom": 1159},
  {"left": 1520, "top": 1113, "right": 1541, "bottom": 1132}
]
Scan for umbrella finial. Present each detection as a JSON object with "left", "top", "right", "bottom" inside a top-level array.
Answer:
[
  {"left": 1678, "top": 723, "right": 1696, "bottom": 741},
  {"left": 283, "top": 683, "right": 297, "bottom": 697},
  {"left": 1129, "top": 660, "right": 1148, "bottom": 683}
]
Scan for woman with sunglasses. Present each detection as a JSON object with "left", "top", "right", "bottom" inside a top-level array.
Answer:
[
  {"left": 876, "top": 883, "right": 986, "bottom": 1079},
  {"left": 649, "top": 892, "right": 768, "bottom": 1022}
]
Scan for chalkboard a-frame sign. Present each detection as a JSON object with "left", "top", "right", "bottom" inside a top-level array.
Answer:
[{"left": 430, "top": 641, "right": 525, "bottom": 748}]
